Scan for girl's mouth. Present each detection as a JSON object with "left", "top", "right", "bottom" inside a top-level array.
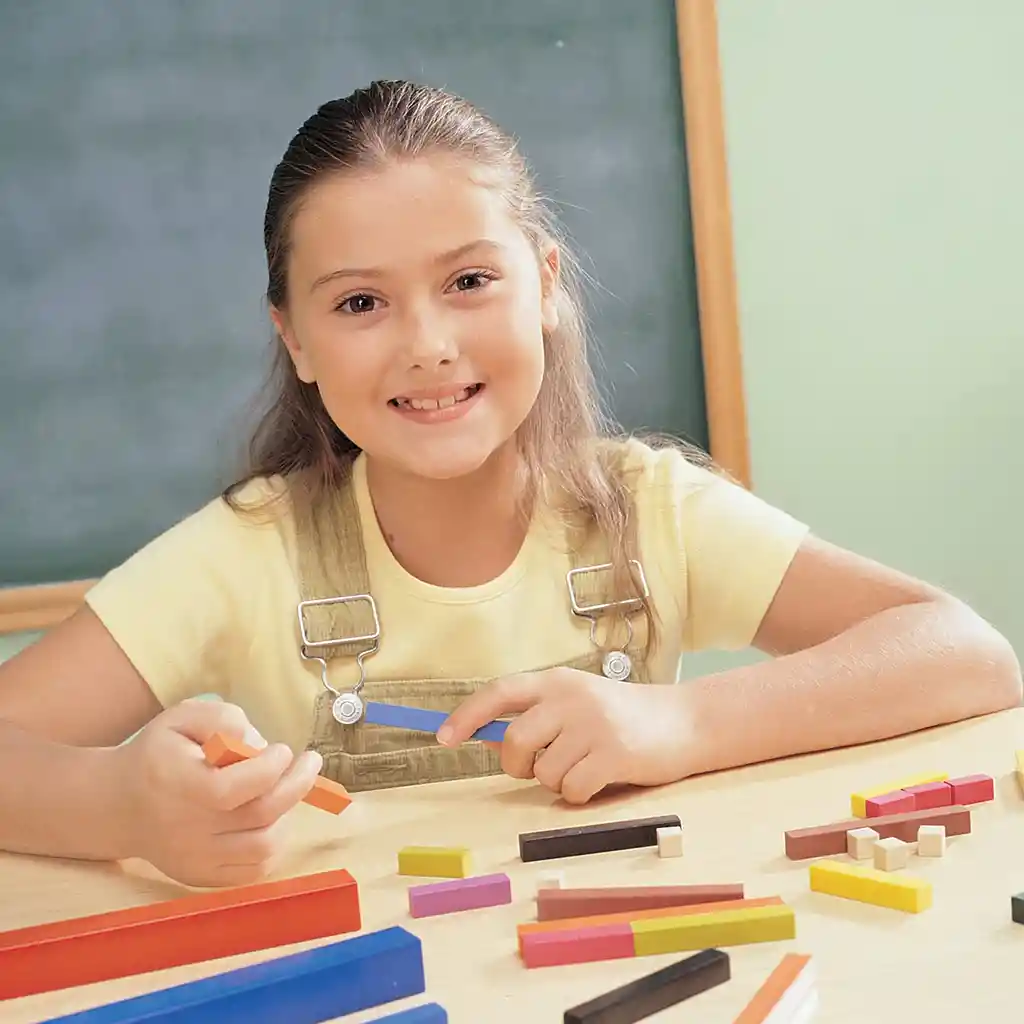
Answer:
[{"left": 388, "top": 383, "right": 484, "bottom": 420}]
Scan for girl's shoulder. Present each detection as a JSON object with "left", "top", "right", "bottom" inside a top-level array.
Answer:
[
  {"left": 134, "top": 474, "right": 295, "bottom": 562},
  {"left": 601, "top": 434, "right": 724, "bottom": 497}
]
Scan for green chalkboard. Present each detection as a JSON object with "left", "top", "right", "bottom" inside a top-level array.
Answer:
[{"left": 0, "top": 0, "right": 706, "bottom": 587}]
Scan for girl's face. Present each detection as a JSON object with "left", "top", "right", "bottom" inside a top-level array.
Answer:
[{"left": 271, "top": 155, "right": 559, "bottom": 482}]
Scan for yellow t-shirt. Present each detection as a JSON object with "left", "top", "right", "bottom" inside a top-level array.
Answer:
[{"left": 85, "top": 440, "right": 808, "bottom": 757}]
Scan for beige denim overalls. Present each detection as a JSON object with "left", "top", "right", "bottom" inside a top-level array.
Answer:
[{"left": 281, "top": 465, "right": 652, "bottom": 793}]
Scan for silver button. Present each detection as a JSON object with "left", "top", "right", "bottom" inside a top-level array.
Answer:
[
  {"left": 602, "top": 650, "right": 632, "bottom": 681},
  {"left": 332, "top": 692, "right": 364, "bottom": 725}
]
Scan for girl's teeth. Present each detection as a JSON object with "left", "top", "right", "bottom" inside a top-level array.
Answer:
[{"left": 404, "top": 388, "right": 471, "bottom": 411}]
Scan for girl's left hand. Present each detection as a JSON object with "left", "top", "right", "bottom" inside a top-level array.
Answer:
[{"left": 436, "top": 669, "right": 696, "bottom": 804}]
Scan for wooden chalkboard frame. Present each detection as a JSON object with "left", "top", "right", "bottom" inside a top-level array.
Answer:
[{"left": 0, "top": 0, "right": 749, "bottom": 636}]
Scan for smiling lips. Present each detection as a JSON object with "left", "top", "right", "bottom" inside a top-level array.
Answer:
[{"left": 389, "top": 382, "right": 484, "bottom": 418}]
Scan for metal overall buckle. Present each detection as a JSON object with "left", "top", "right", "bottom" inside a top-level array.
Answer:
[
  {"left": 297, "top": 594, "right": 380, "bottom": 725},
  {"left": 566, "top": 559, "right": 649, "bottom": 681}
]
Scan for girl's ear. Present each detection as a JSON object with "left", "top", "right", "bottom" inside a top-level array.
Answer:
[
  {"left": 270, "top": 305, "right": 316, "bottom": 383},
  {"left": 539, "top": 243, "right": 561, "bottom": 334}
]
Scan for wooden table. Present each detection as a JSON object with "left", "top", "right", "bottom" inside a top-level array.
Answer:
[{"left": 3, "top": 708, "right": 1023, "bottom": 1023}]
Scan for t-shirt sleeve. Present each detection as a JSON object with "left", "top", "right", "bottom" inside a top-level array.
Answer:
[
  {"left": 84, "top": 495, "right": 259, "bottom": 709},
  {"left": 631, "top": 443, "right": 810, "bottom": 653},
  {"left": 675, "top": 465, "right": 809, "bottom": 651}
]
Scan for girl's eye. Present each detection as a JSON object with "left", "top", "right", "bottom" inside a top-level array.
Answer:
[
  {"left": 452, "top": 271, "right": 494, "bottom": 292},
  {"left": 337, "top": 294, "right": 377, "bottom": 315}
]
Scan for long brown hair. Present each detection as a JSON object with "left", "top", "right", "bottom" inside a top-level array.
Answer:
[{"left": 225, "top": 80, "right": 707, "bottom": 657}]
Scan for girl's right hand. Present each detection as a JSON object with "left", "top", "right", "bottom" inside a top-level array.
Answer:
[{"left": 114, "top": 697, "right": 324, "bottom": 887}]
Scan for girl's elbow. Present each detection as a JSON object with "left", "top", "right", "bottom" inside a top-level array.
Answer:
[
  {"left": 951, "top": 600, "right": 1022, "bottom": 711},
  {"left": 986, "top": 631, "right": 1023, "bottom": 710}
]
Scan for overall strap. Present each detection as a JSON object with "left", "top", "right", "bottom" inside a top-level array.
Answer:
[{"left": 287, "top": 462, "right": 379, "bottom": 667}]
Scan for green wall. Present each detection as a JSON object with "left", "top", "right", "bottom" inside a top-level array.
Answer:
[
  {"left": 710, "top": 0, "right": 1024, "bottom": 659},
  {"left": 0, "top": 632, "right": 37, "bottom": 662},
  {"left": 4, "top": 2, "right": 1022, "bottom": 672}
]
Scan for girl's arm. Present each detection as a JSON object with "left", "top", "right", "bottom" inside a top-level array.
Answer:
[
  {"left": 683, "top": 533, "right": 1022, "bottom": 775},
  {"left": 439, "top": 534, "right": 1021, "bottom": 801},
  {"left": 0, "top": 608, "right": 317, "bottom": 886},
  {"left": 0, "top": 606, "right": 163, "bottom": 859}
]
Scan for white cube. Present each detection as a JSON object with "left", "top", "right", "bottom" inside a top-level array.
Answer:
[
  {"left": 536, "top": 870, "right": 565, "bottom": 892},
  {"left": 873, "top": 836, "right": 911, "bottom": 871},
  {"left": 846, "top": 826, "right": 880, "bottom": 860},
  {"left": 917, "top": 824, "right": 946, "bottom": 857},
  {"left": 656, "top": 825, "right": 683, "bottom": 858}
]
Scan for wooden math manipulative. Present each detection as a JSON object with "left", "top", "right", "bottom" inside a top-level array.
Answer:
[
  {"left": 846, "top": 826, "right": 880, "bottom": 860},
  {"left": 407, "top": 873, "right": 512, "bottom": 919},
  {"left": 850, "top": 771, "right": 948, "bottom": 817},
  {"left": 784, "top": 804, "right": 970, "bottom": 860},
  {"left": 363, "top": 700, "right": 509, "bottom": 742},
  {"left": 518, "top": 896, "right": 790, "bottom": 968},
  {"left": 873, "top": 837, "right": 911, "bottom": 872},
  {"left": 535, "top": 883, "right": 743, "bottom": 921},
  {"left": 369, "top": 1004, "right": 449, "bottom": 1023},
  {"left": 519, "top": 814, "right": 682, "bottom": 863},
  {"left": 35, "top": 925, "right": 424, "bottom": 1023},
  {"left": 732, "top": 952, "right": 817, "bottom": 1024},
  {"left": 398, "top": 846, "right": 472, "bottom": 879},
  {"left": 202, "top": 731, "right": 351, "bottom": 814},
  {"left": 901, "top": 780, "right": 954, "bottom": 811},
  {"left": 945, "top": 773, "right": 994, "bottom": 805},
  {"left": 917, "top": 824, "right": 947, "bottom": 857},
  {"left": 863, "top": 774, "right": 993, "bottom": 817},
  {"left": 0, "top": 868, "right": 361, "bottom": 1001},
  {"left": 536, "top": 870, "right": 566, "bottom": 893},
  {"left": 1012, "top": 892, "right": 1024, "bottom": 926},
  {"left": 563, "top": 948, "right": 731, "bottom": 1023},
  {"left": 809, "top": 860, "right": 932, "bottom": 913},
  {"left": 656, "top": 824, "right": 683, "bottom": 858}
]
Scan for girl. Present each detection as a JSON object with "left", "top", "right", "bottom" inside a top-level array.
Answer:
[{"left": 0, "top": 81, "right": 1018, "bottom": 889}]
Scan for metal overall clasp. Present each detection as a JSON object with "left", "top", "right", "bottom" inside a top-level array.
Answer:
[
  {"left": 297, "top": 594, "right": 380, "bottom": 724},
  {"left": 566, "top": 559, "right": 649, "bottom": 681}
]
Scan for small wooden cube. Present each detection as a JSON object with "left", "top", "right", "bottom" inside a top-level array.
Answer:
[
  {"left": 917, "top": 824, "right": 946, "bottom": 857},
  {"left": 846, "top": 826, "right": 880, "bottom": 860},
  {"left": 656, "top": 825, "right": 683, "bottom": 858},
  {"left": 874, "top": 836, "right": 911, "bottom": 871},
  {"left": 536, "top": 870, "right": 565, "bottom": 892}
]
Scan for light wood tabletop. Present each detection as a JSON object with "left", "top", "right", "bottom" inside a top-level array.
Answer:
[{"left": 2, "top": 708, "right": 1023, "bottom": 1023}]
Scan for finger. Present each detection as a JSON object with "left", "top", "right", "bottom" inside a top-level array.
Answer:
[
  {"left": 220, "top": 750, "right": 324, "bottom": 832},
  {"left": 186, "top": 862, "right": 276, "bottom": 888},
  {"left": 214, "top": 817, "right": 289, "bottom": 868},
  {"left": 558, "top": 754, "right": 610, "bottom": 805},
  {"left": 189, "top": 743, "right": 295, "bottom": 812},
  {"left": 500, "top": 706, "right": 562, "bottom": 779},
  {"left": 164, "top": 698, "right": 267, "bottom": 751},
  {"left": 531, "top": 733, "right": 590, "bottom": 794},
  {"left": 436, "top": 673, "right": 545, "bottom": 746},
  {"left": 166, "top": 861, "right": 275, "bottom": 889}
]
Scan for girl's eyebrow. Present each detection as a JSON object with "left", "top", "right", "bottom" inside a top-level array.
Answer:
[{"left": 309, "top": 239, "right": 507, "bottom": 293}]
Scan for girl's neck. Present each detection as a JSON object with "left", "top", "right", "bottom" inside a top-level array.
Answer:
[{"left": 363, "top": 445, "right": 532, "bottom": 588}]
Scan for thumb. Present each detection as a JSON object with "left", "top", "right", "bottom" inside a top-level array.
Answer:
[
  {"left": 161, "top": 698, "right": 267, "bottom": 752},
  {"left": 437, "top": 673, "right": 544, "bottom": 746}
]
